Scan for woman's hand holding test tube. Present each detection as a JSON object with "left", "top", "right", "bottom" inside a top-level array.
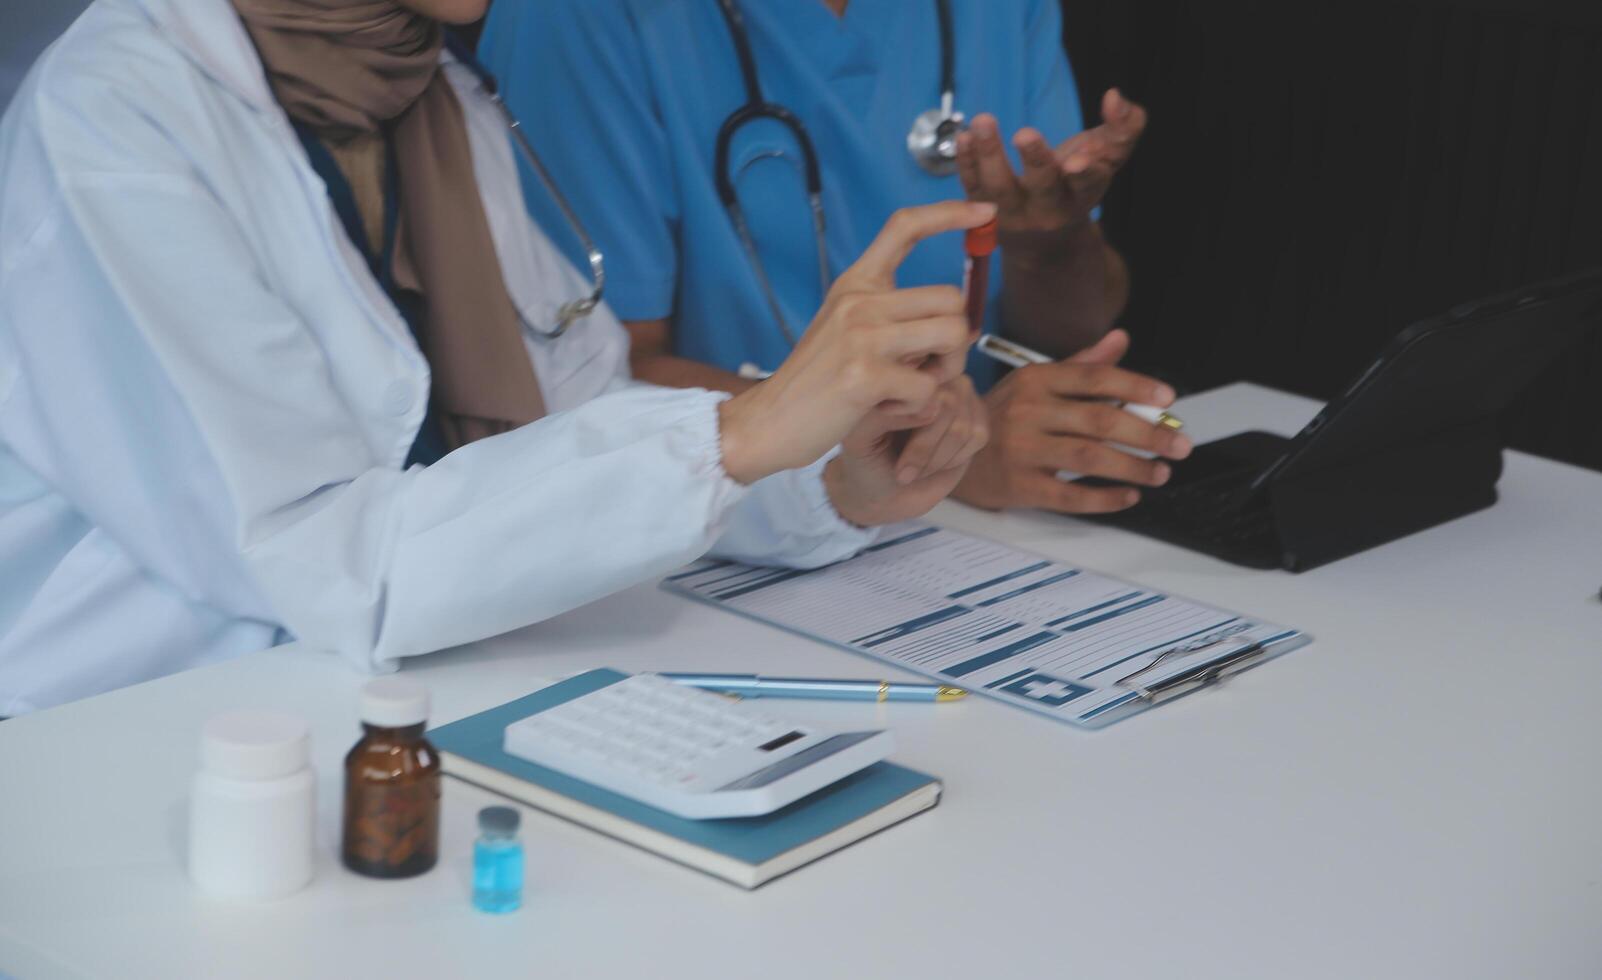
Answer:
[{"left": 718, "top": 201, "right": 994, "bottom": 524}]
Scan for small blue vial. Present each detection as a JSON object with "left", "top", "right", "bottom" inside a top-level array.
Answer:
[{"left": 472, "top": 806, "right": 523, "bottom": 914}]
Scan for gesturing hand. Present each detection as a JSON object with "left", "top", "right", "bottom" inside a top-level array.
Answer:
[
  {"left": 717, "top": 200, "right": 997, "bottom": 486},
  {"left": 955, "top": 89, "right": 1147, "bottom": 236}
]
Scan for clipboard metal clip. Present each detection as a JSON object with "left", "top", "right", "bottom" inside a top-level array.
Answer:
[{"left": 1116, "top": 629, "right": 1268, "bottom": 703}]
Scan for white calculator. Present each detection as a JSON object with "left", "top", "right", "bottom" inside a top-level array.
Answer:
[{"left": 502, "top": 671, "right": 895, "bottom": 819}]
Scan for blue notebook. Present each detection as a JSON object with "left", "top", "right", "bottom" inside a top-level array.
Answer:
[{"left": 428, "top": 670, "right": 942, "bottom": 889}]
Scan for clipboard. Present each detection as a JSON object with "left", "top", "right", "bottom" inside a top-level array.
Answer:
[{"left": 662, "top": 524, "right": 1311, "bottom": 729}]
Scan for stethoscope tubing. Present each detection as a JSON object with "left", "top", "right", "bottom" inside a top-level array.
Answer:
[
  {"left": 711, "top": 0, "right": 961, "bottom": 349},
  {"left": 444, "top": 31, "right": 605, "bottom": 339}
]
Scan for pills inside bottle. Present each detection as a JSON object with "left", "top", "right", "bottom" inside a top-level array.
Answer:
[{"left": 340, "top": 677, "right": 440, "bottom": 879}]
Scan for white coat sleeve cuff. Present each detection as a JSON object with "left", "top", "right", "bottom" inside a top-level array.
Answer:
[
  {"left": 257, "top": 385, "right": 752, "bottom": 671},
  {"left": 711, "top": 447, "right": 882, "bottom": 569}
]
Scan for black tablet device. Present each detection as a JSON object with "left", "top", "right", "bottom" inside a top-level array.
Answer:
[{"left": 1078, "top": 268, "right": 1602, "bottom": 571}]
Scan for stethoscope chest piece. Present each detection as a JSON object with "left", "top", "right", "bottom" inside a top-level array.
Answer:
[{"left": 907, "top": 103, "right": 967, "bottom": 177}]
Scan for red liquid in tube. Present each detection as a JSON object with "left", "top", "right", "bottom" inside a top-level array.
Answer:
[{"left": 964, "top": 219, "right": 998, "bottom": 337}]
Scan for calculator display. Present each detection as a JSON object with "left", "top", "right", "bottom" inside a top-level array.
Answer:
[
  {"left": 715, "top": 732, "right": 881, "bottom": 791},
  {"left": 757, "top": 730, "right": 805, "bottom": 752}
]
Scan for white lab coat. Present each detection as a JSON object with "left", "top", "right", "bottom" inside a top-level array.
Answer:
[{"left": 0, "top": 0, "right": 875, "bottom": 715}]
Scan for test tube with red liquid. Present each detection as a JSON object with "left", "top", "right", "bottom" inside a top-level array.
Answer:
[{"left": 964, "top": 218, "right": 998, "bottom": 338}]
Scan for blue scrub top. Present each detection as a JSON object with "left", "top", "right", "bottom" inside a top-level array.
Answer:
[{"left": 479, "top": 0, "right": 1087, "bottom": 386}]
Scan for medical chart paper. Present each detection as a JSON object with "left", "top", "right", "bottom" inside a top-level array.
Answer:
[{"left": 663, "top": 524, "right": 1310, "bottom": 728}]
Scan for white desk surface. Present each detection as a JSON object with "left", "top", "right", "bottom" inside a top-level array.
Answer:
[{"left": 3, "top": 383, "right": 1600, "bottom": 980}]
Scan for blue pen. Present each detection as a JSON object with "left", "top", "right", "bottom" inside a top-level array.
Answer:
[{"left": 659, "top": 673, "right": 966, "bottom": 703}]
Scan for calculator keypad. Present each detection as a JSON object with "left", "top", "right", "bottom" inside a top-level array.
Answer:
[{"left": 515, "top": 674, "right": 805, "bottom": 788}]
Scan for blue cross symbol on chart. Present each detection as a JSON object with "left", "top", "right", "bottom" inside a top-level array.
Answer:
[{"left": 999, "top": 672, "right": 1093, "bottom": 707}]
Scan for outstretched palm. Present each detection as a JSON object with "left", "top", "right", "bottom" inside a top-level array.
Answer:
[{"left": 955, "top": 88, "right": 1148, "bottom": 235}]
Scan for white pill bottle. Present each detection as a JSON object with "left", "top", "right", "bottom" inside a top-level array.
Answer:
[{"left": 189, "top": 710, "right": 316, "bottom": 900}]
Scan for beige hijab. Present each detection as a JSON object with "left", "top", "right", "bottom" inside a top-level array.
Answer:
[{"left": 233, "top": 0, "right": 545, "bottom": 450}]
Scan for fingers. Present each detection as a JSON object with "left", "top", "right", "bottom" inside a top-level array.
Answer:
[
  {"left": 1073, "top": 91, "right": 1147, "bottom": 157},
  {"left": 884, "top": 394, "right": 945, "bottom": 427},
  {"left": 1101, "top": 88, "right": 1149, "bottom": 145},
  {"left": 992, "top": 391, "right": 1178, "bottom": 484},
  {"left": 959, "top": 114, "right": 1023, "bottom": 208},
  {"left": 1035, "top": 400, "right": 1191, "bottom": 458},
  {"left": 1060, "top": 144, "right": 1120, "bottom": 194},
  {"left": 1018, "top": 361, "right": 1175, "bottom": 407},
  {"left": 958, "top": 400, "right": 991, "bottom": 472},
  {"left": 1061, "top": 91, "right": 1147, "bottom": 180},
  {"left": 845, "top": 201, "right": 997, "bottom": 288},
  {"left": 1013, "top": 127, "right": 1062, "bottom": 196},
  {"left": 877, "top": 314, "right": 971, "bottom": 362},
  {"left": 877, "top": 284, "right": 966, "bottom": 322},
  {"left": 873, "top": 363, "right": 940, "bottom": 417},
  {"left": 932, "top": 347, "right": 971, "bottom": 384},
  {"left": 820, "top": 289, "right": 969, "bottom": 390},
  {"left": 955, "top": 129, "right": 983, "bottom": 197},
  {"left": 1066, "top": 328, "right": 1131, "bottom": 366},
  {"left": 894, "top": 402, "right": 956, "bottom": 484},
  {"left": 895, "top": 378, "right": 987, "bottom": 482},
  {"left": 921, "top": 410, "right": 979, "bottom": 478},
  {"left": 1035, "top": 436, "right": 1174, "bottom": 485},
  {"left": 1022, "top": 472, "right": 1143, "bottom": 514},
  {"left": 944, "top": 380, "right": 991, "bottom": 474}
]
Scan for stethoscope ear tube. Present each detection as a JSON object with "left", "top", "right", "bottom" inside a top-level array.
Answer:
[
  {"left": 715, "top": 103, "right": 824, "bottom": 208},
  {"left": 935, "top": 0, "right": 956, "bottom": 104},
  {"left": 713, "top": 0, "right": 965, "bottom": 354}
]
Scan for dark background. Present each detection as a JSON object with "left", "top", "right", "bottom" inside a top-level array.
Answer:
[
  {"left": 1059, "top": 0, "right": 1602, "bottom": 471},
  {"left": 6, "top": 1, "right": 1600, "bottom": 470}
]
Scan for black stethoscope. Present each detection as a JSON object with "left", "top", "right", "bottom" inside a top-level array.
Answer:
[{"left": 713, "top": 0, "right": 963, "bottom": 345}]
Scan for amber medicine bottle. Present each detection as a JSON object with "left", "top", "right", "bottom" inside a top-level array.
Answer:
[{"left": 341, "top": 677, "right": 440, "bottom": 879}]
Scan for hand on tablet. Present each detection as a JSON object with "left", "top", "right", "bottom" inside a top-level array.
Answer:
[{"left": 953, "top": 329, "right": 1193, "bottom": 514}]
